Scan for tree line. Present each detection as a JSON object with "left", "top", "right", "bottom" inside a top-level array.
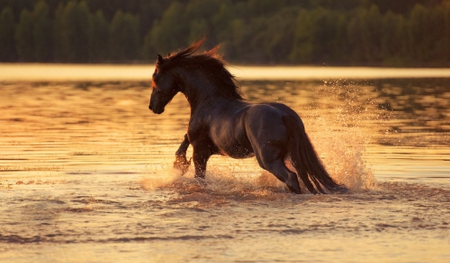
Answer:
[{"left": 0, "top": 0, "right": 449, "bottom": 66}]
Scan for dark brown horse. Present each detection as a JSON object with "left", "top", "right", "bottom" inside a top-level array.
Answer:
[{"left": 149, "top": 39, "right": 347, "bottom": 194}]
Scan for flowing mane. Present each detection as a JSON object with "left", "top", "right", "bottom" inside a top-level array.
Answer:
[{"left": 158, "top": 39, "right": 244, "bottom": 100}]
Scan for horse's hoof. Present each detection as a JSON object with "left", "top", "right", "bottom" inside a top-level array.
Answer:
[
  {"left": 333, "top": 185, "right": 350, "bottom": 194},
  {"left": 173, "top": 156, "right": 191, "bottom": 175},
  {"left": 287, "top": 185, "right": 302, "bottom": 194},
  {"left": 194, "top": 176, "right": 207, "bottom": 186}
]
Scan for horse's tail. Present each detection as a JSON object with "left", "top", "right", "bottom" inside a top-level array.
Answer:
[{"left": 284, "top": 115, "right": 348, "bottom": 194}]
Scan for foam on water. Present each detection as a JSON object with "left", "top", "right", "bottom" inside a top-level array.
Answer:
[{"left": 141, "top": 160, "right": 287, "bottom": 202}]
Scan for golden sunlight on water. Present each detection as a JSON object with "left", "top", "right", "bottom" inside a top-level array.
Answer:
[
  {"left": 0, "top": 65, "right": 449, "bottom": 262},
  {"left": 2, "top": 63, "right": 450, "bottom": 81}
]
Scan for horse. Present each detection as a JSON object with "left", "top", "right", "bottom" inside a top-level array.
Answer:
[{"left": 148, "top": 39, "right": 347, "bottom": 194}]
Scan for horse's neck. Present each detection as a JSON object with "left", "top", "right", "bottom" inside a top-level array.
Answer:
[
  {"left": 184, "top": 88, "right": 232, "bottom": 116},
  {"left": 181, "top": 71, "right": 229, "bottom": 114}
]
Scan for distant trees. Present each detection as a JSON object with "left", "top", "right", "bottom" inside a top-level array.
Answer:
[
  {"left": 380, "top": 11, "right": 407, "bottom": 65},
  {"left": 109, "top": 11, "right": 140, "bottom": 61},
  {"left": 14, "top": 0, "right": 53, "bottom": 62},
  {"left": 15, "top": 7, "right": 34, "bottom": 61},
  {"left": 0, "top": 0, "right": 449, "bottom": 66},
  {"left": 144, "top": 2, "right": 189, "bottom": 58},
  {"left": 347, "top": 6, "right": 383, "bottom": 63},
  {"left": 88, "top": 10, "right": 109, "bottom": 62},
  {"left": 33, "top": 0, "right": 52, "bottom": 62},
  {"left": 290, "top": 8, "right": 348, "bottom": 64},
  {"left": 54, "top": 1, "right": 89, "bottom": 62},
  {"left": 0, "top": 7, "right": 15, "bottom": 61}
]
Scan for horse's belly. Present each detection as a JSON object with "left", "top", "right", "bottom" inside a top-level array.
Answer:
[{"left": 219, "top": 145, "right": 254, "bottom": 159}]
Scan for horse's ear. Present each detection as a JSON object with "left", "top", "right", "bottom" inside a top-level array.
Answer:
[{"left": 157, "top": 54, "right": 164, "bottom": 65}]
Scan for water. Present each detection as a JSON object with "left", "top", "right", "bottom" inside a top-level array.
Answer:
[{"left": 0, "top": 66, "right": 449, "bottom": 262}]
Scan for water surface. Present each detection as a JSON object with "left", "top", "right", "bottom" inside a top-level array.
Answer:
[
  {"left": 0, "top": 66, "right": 449, "bottom": 262},
  {"left": 2, "top": 63, "right": 450, "bottom": 81}
]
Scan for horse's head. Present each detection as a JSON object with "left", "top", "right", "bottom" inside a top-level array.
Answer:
[{"left": 149, "top": 54, "right": 180, "bottom": 114}]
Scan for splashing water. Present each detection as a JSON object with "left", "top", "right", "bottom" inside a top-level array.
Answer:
[
  {"left": 141, "top": 159, "right": 288, "bottom": 203},
  {"left": 308, "top": 118, "right": 376, "bottom": 192},
  {"left": 141, "top": 80, "right": 382, "bottom": 196},
  {"left": 305, "top": 81, "right": 380, "bottom": 191}
]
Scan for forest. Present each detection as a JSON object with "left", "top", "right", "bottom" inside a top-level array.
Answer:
[{"left": 0, "top": 0, "right": 449, "bottom": 66}]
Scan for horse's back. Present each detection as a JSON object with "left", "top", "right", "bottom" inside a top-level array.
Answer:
[
  {"left": 245, "top": 103, "right": 287, "bottom": 128},
  {"left": 246, "top": 102, "right": 304, "bottom": 132}
]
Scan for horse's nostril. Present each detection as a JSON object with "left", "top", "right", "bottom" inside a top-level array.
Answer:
[{"left": 149, "top": 104, "right": 152, "bottom": 110}]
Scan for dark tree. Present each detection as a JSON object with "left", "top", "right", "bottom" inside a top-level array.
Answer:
[{"left": 0, "top": 7, "right": 16, "bottom": 61}]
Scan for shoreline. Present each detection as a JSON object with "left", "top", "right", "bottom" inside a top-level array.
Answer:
[{"left": 2, "top": 63, "right": 450, "bottom": 82}]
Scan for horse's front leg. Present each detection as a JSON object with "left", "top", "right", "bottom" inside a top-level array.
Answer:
[
  {"left": 173, "top": 134, "right": 191, "bottom": 175},
  {"left": 192, "top": 143, "right": 214, "bottom": 179}
]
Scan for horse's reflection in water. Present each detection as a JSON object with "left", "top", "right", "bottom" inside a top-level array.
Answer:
[{"left": 149, "top": 39, "right": 347, "bottom": 194}]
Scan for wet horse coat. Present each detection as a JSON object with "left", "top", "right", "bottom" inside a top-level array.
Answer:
[{"left": 149, "top": 39, "right": 346, "bottom": 194}]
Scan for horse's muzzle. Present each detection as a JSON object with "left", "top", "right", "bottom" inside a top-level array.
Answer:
[{"left": 149, "top": 103, "right": 164, "bottom": 114}]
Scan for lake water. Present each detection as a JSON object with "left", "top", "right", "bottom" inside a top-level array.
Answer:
[{"left": 0, "top": 65, "right": 449, "bottom": 262}]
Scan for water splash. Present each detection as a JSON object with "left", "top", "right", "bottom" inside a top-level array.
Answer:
[
  {"left": 309, "top": 122, "right": 376, "bottom": 192},
  {"left": 142, "top": 80, "right": 387, "bottom": 196},
  {"left": 304, "top": 81, "right": 381, "bottom": 191},
  {"left": 140, "top": 159, "right": 289, "bottom": 202}
]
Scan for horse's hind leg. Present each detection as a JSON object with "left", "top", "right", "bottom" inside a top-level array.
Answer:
[
  {"left": 256, "top": 154, "right": 301, "bottom": 194},
  {"left": 264, "top": 160, "right": 301, "bottom": 194}
]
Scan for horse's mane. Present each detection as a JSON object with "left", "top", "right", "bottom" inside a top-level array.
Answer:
[{"left": 158, "top": 39, "right": 244, "bottom": 100}]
